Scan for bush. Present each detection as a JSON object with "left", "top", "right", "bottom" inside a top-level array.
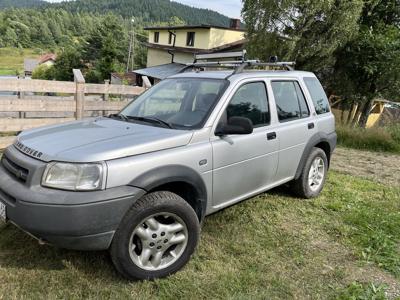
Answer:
[{"left": 337, "top": 124, "right": 400, "bottom": 153}]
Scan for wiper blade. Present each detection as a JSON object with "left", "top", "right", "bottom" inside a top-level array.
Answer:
[
  {"left": 108, "top": 113, "right": 129, "bottom": 122},
  {"left": 126, "top": 116, "right": 174, "bottom": 129},
  {"left": 108, "top": 114, "right": 174, "bottom": 129}
]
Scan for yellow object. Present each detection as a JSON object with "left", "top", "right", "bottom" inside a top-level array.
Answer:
[{"left": 331, "top": 100, "right": 386, "bottom": 128}]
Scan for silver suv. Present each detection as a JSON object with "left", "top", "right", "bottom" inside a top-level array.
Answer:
[{"left": 0, "top": 61, "right": 336, "bottom": 280}]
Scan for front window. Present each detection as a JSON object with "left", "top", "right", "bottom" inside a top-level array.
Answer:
[
  {"left": 224, "top": 82, "right": 270, "bottom": 127},
  {"left": 120, "top": 78, "right": 228, "bottom": 129}
]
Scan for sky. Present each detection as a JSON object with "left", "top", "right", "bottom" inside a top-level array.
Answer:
[{"left": 45, "top": 0, "right": 243, "bottom": 19}]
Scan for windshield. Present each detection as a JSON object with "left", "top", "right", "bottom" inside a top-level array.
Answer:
[{"left": 120, "top": 78, "right": 228, "bottom": 129}]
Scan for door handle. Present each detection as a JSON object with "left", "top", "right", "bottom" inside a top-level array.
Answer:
[
  {"left": 267, "top": 132, "right": 277, "bottom": 140},
  {"left": 308, "top": 122, "right": 315, "bottom": 129}
]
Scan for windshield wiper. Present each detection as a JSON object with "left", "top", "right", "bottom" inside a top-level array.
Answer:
[
  {"left": 124, "top": 116, "right": 174, "bottom": 129},
  {"left": 108, "top": 113, "right": 129, "bottom": 122},
  {"left": 108, "top": 114, "right": 174, "bottom": 129}
]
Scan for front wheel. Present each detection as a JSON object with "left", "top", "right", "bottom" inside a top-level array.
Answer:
[
  {"left": 291, "top": 147, "right": 328, "bottom": 198},
  {"left": 110, "top": 191, "right": 200, "bottom": 280}
]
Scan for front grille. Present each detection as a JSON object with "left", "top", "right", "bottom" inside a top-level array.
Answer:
[{"left": 1, "top": 154, "right": 29, "bottom": 183}]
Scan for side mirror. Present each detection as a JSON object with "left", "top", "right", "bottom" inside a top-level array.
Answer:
[{"left": 215, "top": 117, "right": 253, "bottom": 136}]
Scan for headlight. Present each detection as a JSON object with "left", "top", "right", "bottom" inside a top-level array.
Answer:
[{"left": 42, "top": 162, "right": 105, "bottom": 191}]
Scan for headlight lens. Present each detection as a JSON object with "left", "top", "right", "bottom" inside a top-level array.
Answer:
[{"left": 42, "top": 162, "right": 104, "bottom": 191}]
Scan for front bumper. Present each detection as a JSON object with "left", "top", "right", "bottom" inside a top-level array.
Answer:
[{"left": 0, "top": 146, "right": 146, "bottom": 250}]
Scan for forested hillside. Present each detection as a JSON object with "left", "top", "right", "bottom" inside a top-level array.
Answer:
[
  {"left": 0, "top": 9, "right": 106, "bottom": 48},
  {"left": 0, "top": 0, "right": 230, "bottom": 26},
  {"left": 0, "top": 0, "right": 44, "bottom": 9}
]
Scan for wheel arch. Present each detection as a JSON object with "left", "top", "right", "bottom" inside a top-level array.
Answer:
[
  {"left": 294, "top": 132, "right": 337, "bottom": 180},
  {"left": 129, "top": 165, "right": 208, "bottom": 222}
]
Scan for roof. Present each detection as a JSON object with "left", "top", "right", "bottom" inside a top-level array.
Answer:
[
  {"left": 146, "top": 39, "right": 246, "bottom": 54},
  {"left": 39, "top": 53, "right": 57, "bottom": 64},
  {"left": 144, "top": 24, "right": 245, "bottom": 32},
  {"left": 133, "top": 63, "right": 187, "bottom": 80},
  {"left": 24, "top": 59, "right": 39, "bottom": 73}
]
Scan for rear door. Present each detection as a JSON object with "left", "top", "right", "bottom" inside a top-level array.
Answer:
[
  {"left": 211, "top": 80, "right": 279, "bottom": 209},
  {"left": 303, "top": 77, "right": 335, "bottom": 135},
  {"left": 269, "top": 79, "right": 317, "bottom": 181}
]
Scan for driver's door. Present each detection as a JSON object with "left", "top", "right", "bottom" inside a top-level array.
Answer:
[{"left": 211, "top": 81, "right": 279, "bottom": 209}]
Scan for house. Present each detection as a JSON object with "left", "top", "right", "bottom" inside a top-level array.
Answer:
[
  {"left": 144, "top": 19, "right": 245, "bottom": 67},
  {"left": 23, "top": 53, "right": 57, "bottom": 77},
  {"left": 134, "top": 19, "right": 245, "bottom": 84},
  {"left": 38, "top": 53, "right": 57, "bottom": 66}
]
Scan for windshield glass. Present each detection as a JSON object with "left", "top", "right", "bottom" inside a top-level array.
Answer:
[{"left": 120, "top": 78, "right": 228, "bottom": 129}]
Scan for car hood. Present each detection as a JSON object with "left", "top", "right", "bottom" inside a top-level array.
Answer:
[{"left": 16, "top": 118, "right": 194, "bottom": 162}]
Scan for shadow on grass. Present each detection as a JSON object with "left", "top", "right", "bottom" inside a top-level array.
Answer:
[{"left": 0, "top": 224, "right": 128, "bottom": 283}]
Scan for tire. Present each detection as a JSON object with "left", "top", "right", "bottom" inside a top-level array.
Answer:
[
  {"left": 291, "top": 147, "right": 328, "bottom": 199},
  {"left": 110, "top": 191, "right": 200, "bottom": 280}
]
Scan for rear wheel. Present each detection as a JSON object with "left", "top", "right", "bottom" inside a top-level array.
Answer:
[
  {"left": 291, "top": 147, "right": 328, "bottom": 198},
  {"left": 110, "top": 191, "right": 200, "bottom": 280}
]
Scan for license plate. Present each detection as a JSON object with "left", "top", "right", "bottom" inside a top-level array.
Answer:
[{"left": 0, "top": 202, "right": 6, "bottom": 222}]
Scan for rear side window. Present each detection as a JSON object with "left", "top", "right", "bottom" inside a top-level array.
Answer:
[
  {"left": 227, "top": 82, "right": 270, "bottom": 127},
  {"left": 304, "top": 77, "right": 330, "bottom": 114},
  {"left": 271, "top": 81, "right": 310, "bottom": 122}
]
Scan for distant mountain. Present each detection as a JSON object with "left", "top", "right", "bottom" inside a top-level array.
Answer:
[
  {"left": 0, "top": 0, "right": 232, "bottom": 27},
  {"left": 0, "top": 0, "right": 44, "bottom": 9}
]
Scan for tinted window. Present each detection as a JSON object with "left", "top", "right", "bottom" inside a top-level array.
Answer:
[
  {"left": 272, "top": 81, "right": 310, "bottom": 122},
  {"left": 154, "top": 32, "right": 159, "bottom": 43},
  {"left": 304, "top": 77, "right": 330, "bottom": 114},
  {"left": 226, "top": 82, "right": 270, "bottom": 127},
  {"left": 186, "top": 32, "right": 195, "bottom": 46}
]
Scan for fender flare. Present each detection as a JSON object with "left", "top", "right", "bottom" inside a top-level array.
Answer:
[
  {"left": 294, "top": 131, "right": 337, "bottom": 180},
  {"left": 129, "top": 165, "right": 208, "bottom": 220}
]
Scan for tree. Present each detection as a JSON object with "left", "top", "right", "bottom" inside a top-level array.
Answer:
[
  {"left": 51, "top": 47, "right": 84, "bottom": 81},
  {"left": 31, "top": 64, "right": 53, "bottom": 80},
  {"left": 331, "top": 0, "right": 400, "bottom": 127},
  {"left": 242, "top": 0, "right": 363, "bottom": 71},
  {"left": 82, "top": 14, "right": 127, "bottom": 82}
]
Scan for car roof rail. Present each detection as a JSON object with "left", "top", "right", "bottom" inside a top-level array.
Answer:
[{"left": 180, "top": 51, "right": 295, "bottom": 75}]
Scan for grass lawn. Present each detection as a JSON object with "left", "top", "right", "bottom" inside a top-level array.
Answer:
[
  {"left": 0, "top": 48, "right": 41, "bottom": 76},
  {"left": 0, "top": 171, "right": 399, "bottom": 299}
]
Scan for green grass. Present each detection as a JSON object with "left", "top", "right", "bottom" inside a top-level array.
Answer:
[
  {"left": 0, "top": 171, "right": 399, "bottom": 299},
  {"left": 0, "top": 47, "right": 41, "bottom": 76},
  {"left": 336, "top": 282, "right": 388, "bottom": 300},
  {"left": 337, "top": 124, "right": 400, "bottom": 154}
]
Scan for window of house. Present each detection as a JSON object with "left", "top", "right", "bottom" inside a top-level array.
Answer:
[
  {"left": 186, "top": 32, "right": 195, "bottom": 47},
  {"left": 271, "top": 81, "right": 310, "bottom": 122},
  {"left": 225, "top": 82, "right": 270, "bottom": 127},
  {"left": 303, "top": 77, "right": 330, "bottom": 114},
  {"left": 168, "top": 32, "right": 173, "bottom": 44},
  {"left": 154, "top": 32, "right": 160, "bottom": 43}
]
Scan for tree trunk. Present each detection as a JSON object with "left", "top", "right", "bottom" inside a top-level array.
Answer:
[
  {"left": 346, "top": 103, "right": 354, "bottom": 125},
  {"left": 351, "top": 102, "right": 363, "bottom": 127},
  {"left": 358, "top": 98, "right": 374, "bottom": 128}
]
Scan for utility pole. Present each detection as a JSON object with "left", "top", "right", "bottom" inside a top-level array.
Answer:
[{"left": 126, "top": 18, "right": 135, "bottom": 73}]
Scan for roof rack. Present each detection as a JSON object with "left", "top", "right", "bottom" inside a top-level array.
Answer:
[{"left": 180, "top": 50, "right": 296, "bottom": 75}]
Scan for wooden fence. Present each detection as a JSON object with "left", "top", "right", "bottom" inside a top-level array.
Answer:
[{"left": 0, "top": 69, "right": 145, "bottom": 148}]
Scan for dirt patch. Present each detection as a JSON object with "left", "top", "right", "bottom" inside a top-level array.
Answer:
[{"left": 331, "top": 147, "right": 400, "bottom": 187}]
